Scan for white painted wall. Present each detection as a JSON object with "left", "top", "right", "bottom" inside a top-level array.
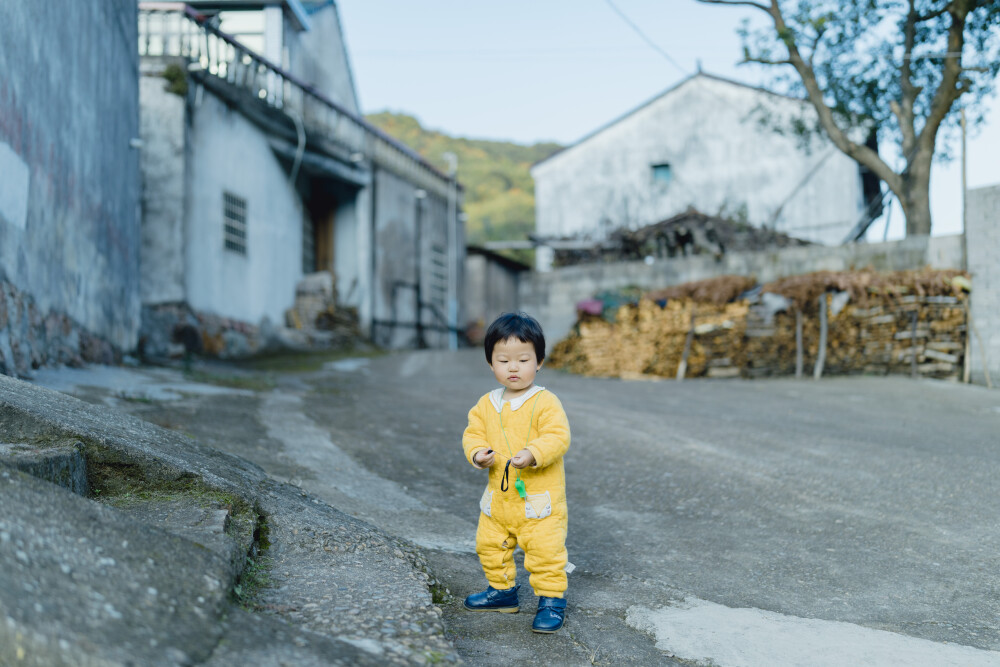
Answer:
[
  {"left": 185, "top": 90, "right": 303, "bottom": 325},
  {"left": 532, "top": 74, "right": 866, "bottom": 263},
  {"left": 286, "top": 3, "right": 360, "bottom": 114},
  {"left": 262, "top": 6, "right": 283, "bottom": 65}
]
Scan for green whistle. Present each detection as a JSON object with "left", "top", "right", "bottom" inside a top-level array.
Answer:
[{"left": 515, "top": 478, "right": 527, "bottom": 499}]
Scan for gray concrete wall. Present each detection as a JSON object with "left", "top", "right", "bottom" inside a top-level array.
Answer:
[
  {"left": 371, "top": 168, "right": 452, "bottom": 348},
  {"left": 334, "top": 194, "right": 362, "bottom": 306},
  {"left": 522, "top": 234, "right": 964, "bottom": 347},
  {"left": 531, "top": 74, "right": 866, "bottom": 262},
  {"left": 0, "top": 1, "right": 140, "bottom": 355},
  {"left": 139, "top": 71, "right": 187, "bottom": 305},
  {"left": 464, "top": 255, "right": 522, "bottom": 336},
  {"left": 967, "top": 184, "right": 1000, "bottom": 387},
  {"left": 417, "top": 192, "right": 450, "bottom": 349}
]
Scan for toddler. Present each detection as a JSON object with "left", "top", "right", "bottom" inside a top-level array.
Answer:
[{"left": 462, "top": 312, "right": 571, "bottom": 633}]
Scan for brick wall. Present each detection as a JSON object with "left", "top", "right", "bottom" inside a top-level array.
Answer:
[{"left": 966, "top": 184, "right": 1000, "bottom": 387}]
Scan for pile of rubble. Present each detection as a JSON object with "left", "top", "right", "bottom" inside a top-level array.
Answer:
[
  {"left": 548, "top": 269, "right": 970, "bottom": 381},
  {"left": 551, "top": 209, "right": 811, "bottom": 268},
  {"left": 281, "top": 271, "right": 361, "bottom": 344},
  {"left": 140, "top": 272, "right": 362, "bottom": 362}
]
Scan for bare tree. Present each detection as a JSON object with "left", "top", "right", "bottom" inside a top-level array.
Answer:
[{"left": 697, "top": 0, "right": 999, "bottom": 236}]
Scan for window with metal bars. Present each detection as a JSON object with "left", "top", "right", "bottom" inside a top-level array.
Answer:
[{"left": 223, "top": 192, "right": 248, "bottom": 255}]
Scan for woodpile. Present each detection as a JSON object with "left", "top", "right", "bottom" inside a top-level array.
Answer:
[
  {"left": 762, "top": 267, "right": 968, "bottom": 312},
  {"left": 548, "top": 269, "right": 970, "bottom": 381},
  {"left": 744, "top": 295, "right": 967, "bottom": 380},
  {"left": 645, "top": 275, "right": 757, "bottom": 305},
  {"left": 549, "top": 298, "right": 749, "bottom": 378}
]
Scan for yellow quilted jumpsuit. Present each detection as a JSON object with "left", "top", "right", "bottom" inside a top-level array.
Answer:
[{"left": 463, "top": 386, "right": 571, "bottom": 598}]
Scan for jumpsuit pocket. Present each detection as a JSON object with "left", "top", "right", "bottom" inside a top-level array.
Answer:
[
  {"left": 479, "top": 488, "right": 493, "bottom": 517},
  {"left": 524, "top": 491, "right": 552, "bottom": 519}
]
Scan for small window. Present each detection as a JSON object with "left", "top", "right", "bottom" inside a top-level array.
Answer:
[
  {"left": 223, "top": 192, "right": 248, "bottom": 255},
  {"left": 652, "top": 163, "right": 673, "bottom": 184}
]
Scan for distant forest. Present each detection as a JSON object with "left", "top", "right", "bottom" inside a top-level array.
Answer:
[{"left": 365, "top": 112, "right": 562, "bottom": 263}]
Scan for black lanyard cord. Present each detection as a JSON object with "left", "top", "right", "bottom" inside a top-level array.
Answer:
[{"left": 500, "top": 459, "right": 512, "bottom": 492}]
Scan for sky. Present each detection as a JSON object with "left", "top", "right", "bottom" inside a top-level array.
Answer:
[{"left": 336, "top": 0, "right": 1000, "bottom": 241}]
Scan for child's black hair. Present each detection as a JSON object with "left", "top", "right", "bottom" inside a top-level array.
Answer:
[{"left": 484, "top": 312, "right": 546, "bottom": 364}]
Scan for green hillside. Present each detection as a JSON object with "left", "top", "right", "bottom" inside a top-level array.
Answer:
[{"left": 365, "top": 111, "right": 562, "bottom": 262}]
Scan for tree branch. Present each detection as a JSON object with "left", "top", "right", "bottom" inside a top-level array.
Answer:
[
  {"left": 806, "top": 25, "right": 827, "bottom": 68},
  {"left": 695, "top": 0, "right": 771, "bottom": 12},
  {"left": 898, "top": 0, "right": 919, "bottom": 159},
  {"left": 766, "top": 1, "right": 903, "bottom": 194},
  {"left": 919, "top": 1, "right": 972, "bottom": 155},
  {"left": 742, "top": 53, "right": 792, "bottom": 66},
  {"left": 916, "top": 5, "right": 950, "bottom": 21}
]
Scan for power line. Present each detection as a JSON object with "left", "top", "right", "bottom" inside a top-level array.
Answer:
[{"left": 602, "top": 0, "right": 689, "bottom": 76}]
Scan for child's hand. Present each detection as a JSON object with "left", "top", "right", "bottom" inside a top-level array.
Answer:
[
  {"left": 510, "top": 448, "right": 535, "bottom": 469},
  {"left": 474, "top": 449, "right": 495, "bottom": 468}
]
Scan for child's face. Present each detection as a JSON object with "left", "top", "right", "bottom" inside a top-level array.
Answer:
[{"left": 489, "top": 337, "right": 542, "bottom": 397}]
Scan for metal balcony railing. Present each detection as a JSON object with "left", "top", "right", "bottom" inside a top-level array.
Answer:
[{"left": 138, "top": 2, "right": 451, "bottom": 191}]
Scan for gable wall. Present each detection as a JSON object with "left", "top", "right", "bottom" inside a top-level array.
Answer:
[{"left": 532, "top": 76, "right": 865, "bottom": 249}]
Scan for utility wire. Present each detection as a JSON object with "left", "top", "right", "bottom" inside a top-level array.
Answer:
[{"left": 602, "top": 0, "right": 689, "bottom": 76}]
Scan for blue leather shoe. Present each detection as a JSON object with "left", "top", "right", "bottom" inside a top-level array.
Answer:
[
  {"left": 532, "top": 596, "right": 567, "bottom": 633},
  {"left": 463, "top": 585, "right": 520, "bottom": 613}
]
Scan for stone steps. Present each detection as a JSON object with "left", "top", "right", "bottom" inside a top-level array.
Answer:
[
  {"left": 0, "top": 434, "right": 259, "bottom": 602},
  {"left": 0, "top": 438, "right": 256, "bottom": 577},
  {"left": 0, "top": 439, "right": 88, "bottom": 495}
]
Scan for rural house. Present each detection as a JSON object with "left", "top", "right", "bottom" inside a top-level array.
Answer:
[
  {"left": 138, "top": 0, "right": 464, "bottom": 354},
  {"left": 530, "top": 72, "right": 881, "bottom": 271}
]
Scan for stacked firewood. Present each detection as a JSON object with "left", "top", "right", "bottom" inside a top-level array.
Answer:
[
  {"left": 548, "top": 269, "right": 969, "bottom": 381},
  {"left": 548, "top": 297, "right": 749, "bottom": 379}
]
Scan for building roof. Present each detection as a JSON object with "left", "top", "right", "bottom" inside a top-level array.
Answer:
[
  {"left": 532, "top": 71, "right": 811, "bottom": 171},
  {"left": 186, "top": 0, "right": 311, "bottom": 30},
  {"left": 173, "top": 2, "right": 457, "bottom": 189},
  {"left": 466, "top": 245, "right": 531, "bottom": 272},
  {"left": 298, "top": 0, "right": 335, "bottom": 12}
]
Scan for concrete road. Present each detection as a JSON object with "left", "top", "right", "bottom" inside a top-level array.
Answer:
[{"left": 38, "top": 350, "right": 1000, "bottom": 666}]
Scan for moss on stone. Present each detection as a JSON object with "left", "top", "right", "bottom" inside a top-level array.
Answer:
[
  {"left": 183, "top": 369, "right": 275, "bottom": 392},
  {"left": 88, "top": 460, "right": 252, "bottom": 521},
  {"left": 234, "top": 347, "right": 385, "bottom": 374}
]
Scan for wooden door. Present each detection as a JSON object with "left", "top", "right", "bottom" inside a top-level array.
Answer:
[{"left": 311, "top": 191, "right": 336, "bottom": 274}]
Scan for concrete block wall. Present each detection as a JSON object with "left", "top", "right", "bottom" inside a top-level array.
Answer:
[
  {"left": 521, "top": 234, "right": 965, "bottom": 348},
  {"left": 371, "top": 168, "right": 453, "bottom": 349},
  {"left": 0, "top": 1, "right": 141, "bottom": 362},
  {"left": 966, "top": 185, "right": 1000, "bottom": 387},
  {"left": 464, "top": 254, "right": 522, "bottom": 339}
]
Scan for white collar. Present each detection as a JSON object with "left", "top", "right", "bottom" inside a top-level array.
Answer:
[{"left": 489, "top": 385, "right": 545, "bottom": 413}]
